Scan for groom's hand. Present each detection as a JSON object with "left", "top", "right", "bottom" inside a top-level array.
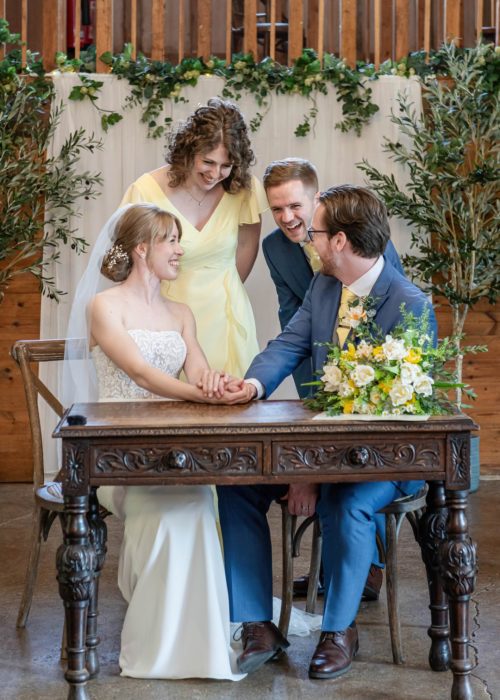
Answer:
[
  {"left": 221, "top": 379, "right": 257, "bottom": 404},
  {"left": 281, "top": 483, "right": 319, "bottom": 517}
]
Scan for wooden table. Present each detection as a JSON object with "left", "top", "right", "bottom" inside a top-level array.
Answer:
[{"left": 54, "top": 400, "right": 478, "bottom": 700}]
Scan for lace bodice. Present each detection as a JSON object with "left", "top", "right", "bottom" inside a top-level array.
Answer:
[{"left": 92, "top": 329, "right": 186, "bottom": 400}]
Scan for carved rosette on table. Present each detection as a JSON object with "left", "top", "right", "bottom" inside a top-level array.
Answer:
[
  {"left": 56, "top": 541, "right": 96, "bottom": 603},
  {"left": 276, "top": 440, "right": 441, "bottom": 473},
  {"left": 92, "top": 444, "right": 260, "bottom": 475},
  {"left": 61, "top": 441, "right": 89, "bottom": 494},
  {"left": 446, "top": 433, "right": 470, "bottom": 489}
]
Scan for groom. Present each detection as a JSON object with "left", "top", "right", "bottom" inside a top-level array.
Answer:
[{"left": 218, "top": 185, "right": 436, "bottom": 679}]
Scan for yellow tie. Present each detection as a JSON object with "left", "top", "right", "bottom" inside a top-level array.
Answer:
[
  {"left": 335, "top": 287, "right": 357, "bottom": 347},
  {"left": 303, "top": 242, "right": 322, "bottom": 273}
]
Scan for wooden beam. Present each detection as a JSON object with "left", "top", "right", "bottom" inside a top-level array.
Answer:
[
  {"left": 96, "top": 0, "right": 113, "bottom": 73},
  {"left": 130, "top": 0, "right": 137, "bottom": 59},
  {"left": 496, "top": 0, "right": 500, "bottom": 45},
  {"left": 395, "top": 0, "right": 410, "bottom": 61},
  {"left": 340, "top": 0, "right": 357, "bottom": 67},
  {"left": 308, "top": 0, "right": 319, "bottom": 52},
  {"left": 288, "top": 0, "right": 303, "bottom": 62},
  {"left": 42, "top": 0, "right": 65, "bottom": 71},
  {"left": 445, "top": 0, "right": 463, "bottom": 45},
  {"left": 269, "top": 0, "right": 276, "bottom": 60},
  {"left": 374, "top": 0, "right": 381, "bottom": 67},
  {"left": 0, "top": 0, "right": 4, "bottom": 60},
  {"left": 178, "top": 0, "right": 185, "bottom": 62},
  {"left": 243, "top": 0, "right": 257, "bottom": 57},
  {"left": 21, "top": 0, "right": 27, "bottom": 67},
  {"left": 424, "top": 0, "right": 431, "bottom": 55},
  {"left": 380, "top": 0, "right": 392, "bottom": 62},
  {"left": 197, "top": 0, "right": 211, "bottom": 59},
  {"left": 74, "top": 0, "right": 81, "bottom": 60},
  {"left": 151, "top": 0, "right": 165, "bottom": 61},
  {"left": 226, "top": 0, "right": 232, "bottom": 63},
  {"left": 317, "top": 0, "right": 325, "bottom": 64},
  {"left": 476, "top": 0, "right": 484, "bottom": 42}
]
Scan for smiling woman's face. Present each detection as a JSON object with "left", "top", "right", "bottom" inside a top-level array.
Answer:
[{"left": 191, "top": 144, "right": 233, "bottom": 190}]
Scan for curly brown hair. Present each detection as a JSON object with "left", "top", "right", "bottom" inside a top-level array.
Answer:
[
  {"left": 101, "top": 204, "right": 182, "bottom": 282},
  {"left": 166, "top": 97, "right": 255, "bottom": 193}
]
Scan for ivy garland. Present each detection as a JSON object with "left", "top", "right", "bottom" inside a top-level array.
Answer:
[{"left": 2, "top": 18, "right": 499, "bottom": 142}]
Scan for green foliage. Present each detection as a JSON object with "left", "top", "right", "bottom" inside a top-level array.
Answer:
[
  {"left": 0, "top": 74, "right": 103, "bottom": 302},
  {"left": 358, "top": 42, "right": 499, "bottom": 391}
]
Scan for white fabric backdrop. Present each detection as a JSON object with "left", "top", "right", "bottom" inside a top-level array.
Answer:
[{"left": 40, "top": 73, "right": 421, "bottom": 475}]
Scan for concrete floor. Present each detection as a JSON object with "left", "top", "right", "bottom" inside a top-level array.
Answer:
[{"left": 0, "top": 482, "right": 498, "bottom": 700}]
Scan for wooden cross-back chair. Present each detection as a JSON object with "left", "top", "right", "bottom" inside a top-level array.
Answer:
[{"left": 11, "top": 338, "right": 86, "bottom": 629}]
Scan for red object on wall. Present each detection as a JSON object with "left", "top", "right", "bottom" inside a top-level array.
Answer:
[{"left": 67, "top": 0, "right": 96, "bottom": 49}]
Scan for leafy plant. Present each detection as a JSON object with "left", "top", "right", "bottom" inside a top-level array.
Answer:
[
  {"left": 358, "top": 42, "right": 499, "bottom": 406},
  {"left": 0, "top": 73, "right": 102, "bottom": 302}
]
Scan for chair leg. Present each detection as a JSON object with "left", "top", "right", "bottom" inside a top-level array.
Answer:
[
  {"left": 60, "top": 612, "right": 68, "bottom": 661},
  {"left": 385, "top": 512, "right": 404, "bottom": 664},
  {"left": 278, "top": 504, "right": 295, "bottom": 637},
  {"left": 16, "top": 505, "right": 46, "bottom": 628},
  {"left": 306, "top": 519, "right": 322, "bottom": 614}
]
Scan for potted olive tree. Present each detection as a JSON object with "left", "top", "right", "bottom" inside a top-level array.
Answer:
[
  {"left": 0, "top": 25, "right": 102, "bottom": 303},
  {"left": 358, "top": 42, "right": 499, "bottom": 488}
]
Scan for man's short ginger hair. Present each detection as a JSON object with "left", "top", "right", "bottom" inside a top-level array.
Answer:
[{"left": 263, "top": 158, "right": 319, "bottom": 193}]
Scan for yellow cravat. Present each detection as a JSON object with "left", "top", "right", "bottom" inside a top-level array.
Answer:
[
  {"left": 335, "top": 287, "right": 357, "bottom": 347},
  {"left": 302, "top": 242, "right": 322, "bottom": 273}
]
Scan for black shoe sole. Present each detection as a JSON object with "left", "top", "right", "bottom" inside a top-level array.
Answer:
[
  {"left": 308, "top": 660, "right": 353, "bottom": 679},
  {"left": 361, "top": 586, "right": 380, "bottom": 601},
  {"left": 237, "top": 646, "right": 288, "bottom": 674}
]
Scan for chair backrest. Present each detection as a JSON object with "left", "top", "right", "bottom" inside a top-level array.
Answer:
[{"left": 10, "top": 339, "right": 85, "bottom": 489}]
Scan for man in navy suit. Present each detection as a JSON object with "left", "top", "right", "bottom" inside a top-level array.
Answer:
[
  {"left": 218, "top": 185, "right": 436, "bottom": 680},
  {"left": 262, "top": 158, "right": 404, "bottom": 399}
]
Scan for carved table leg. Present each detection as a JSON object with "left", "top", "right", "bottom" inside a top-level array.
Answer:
[
  {"left": 418, "top": 481, "right": 451, "bottom": 671},
  {"left": 57, "top": 494, "right": 95, "bottom": 700},
  {"left": 440, "top": 490, "right": 477, "bottom": 700},
  {"left": 85, "top": 487, "right": 108, "bottom": 678}
]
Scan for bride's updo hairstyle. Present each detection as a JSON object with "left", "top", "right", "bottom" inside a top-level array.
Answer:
[{"left": 101, "top": 204, "right": 182, "bottom": 282}]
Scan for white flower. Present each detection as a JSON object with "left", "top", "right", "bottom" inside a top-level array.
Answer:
[
  {"left": 356, "top": 340, "right": 373, "bottom": 359},
  {"left": 321, "top": 364, "right": 343, "bottom": 392},
  {"left": 382, "top": 335, "right": 408, "bottom": 361},
  {"left": 338, "top": 381, "right": 354, "bottom": 398},
  {"left": 353, "top": 398, "right": 373, "bottom": 414},
  {"left": 351, "top": 364, "right": 375, "bottom": 387},
  {"left": 400, "top": 362, "right": 422, "bottom": 386},
  {"left": 414, "top": 374, "right": 434, "bottom": 397},
  {"left": 343, "top": 303, "right": 367, "bottom": 329},
  {"left": 389, "top": 380, "right": 413, "bottom": 406},
  {"left": 370, "top": 387, "right": 383, "bottom": 404}
]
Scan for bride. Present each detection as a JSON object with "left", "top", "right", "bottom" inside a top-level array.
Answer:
[{"left": 64, "top": 203, "right": 249, "bottom": 680}]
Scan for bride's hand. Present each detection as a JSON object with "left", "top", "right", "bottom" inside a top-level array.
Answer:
[{"left": 197, "top": 369, "right": 227, "bottom": 398}]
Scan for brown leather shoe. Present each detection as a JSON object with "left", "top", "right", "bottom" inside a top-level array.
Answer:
[
  {"left": 308, "top": 625, "right": 359, "bottom": 679},
  {"left": 293, "top": 574, "right": 324, "bottom": 597},
  {"left": 362, "top": 564, "right": 383, "bottom": 601},
  {"left": 237, "top": 621, "right": 290, "bottom": 674}
]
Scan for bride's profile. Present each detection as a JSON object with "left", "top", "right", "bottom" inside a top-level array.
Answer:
[{"left": 63, "top": 202, "right": 248, "bottom": 680}]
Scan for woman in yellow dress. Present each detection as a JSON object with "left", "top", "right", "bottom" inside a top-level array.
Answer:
[{"left": 121, "top": 97, "right": 268, "bottom": 377}]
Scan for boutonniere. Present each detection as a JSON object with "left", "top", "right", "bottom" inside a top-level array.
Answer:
[{"left": 339, "top": 296, "right": 377, "bottom": 331}]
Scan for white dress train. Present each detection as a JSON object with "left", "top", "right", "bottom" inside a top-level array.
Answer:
[{"left": 92, "top": 330, "right": 245, "bottom": 680}]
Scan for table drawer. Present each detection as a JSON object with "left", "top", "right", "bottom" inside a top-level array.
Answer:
[
  {"left": 90, "top": 441, "right": 262, "bottom": 477},
  {"left": 272, "top": 437, "right": 443, "bottom": 476}
]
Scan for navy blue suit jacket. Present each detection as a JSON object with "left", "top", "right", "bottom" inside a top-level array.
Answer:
[
  {"left": 246, "top": 261, "right": 436, "bottom": 398},
  {"left": 262, "top": 228, "right": 405, "bottom": 397}
]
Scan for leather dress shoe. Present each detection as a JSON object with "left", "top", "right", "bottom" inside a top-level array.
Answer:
[
  {"left": 293, "top": 574, "right": 324, "bottom": 597},
  {"left": 308, "top": 624, "right": 359, "bottom": 679},
  {"left": 237, "top": 621, "right": 290, "bottom": 674},
  {"left": 362, "top": 564, "right": 383, "bottom": 601}
]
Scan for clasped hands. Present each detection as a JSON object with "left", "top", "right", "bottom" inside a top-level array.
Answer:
[{"left": 196, "top": 370, "right": 257, "bottom": 404}]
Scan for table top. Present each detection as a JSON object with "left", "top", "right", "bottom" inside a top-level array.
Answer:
[{"left": 54, "top": 400, "right": 477, "bottom": 439}]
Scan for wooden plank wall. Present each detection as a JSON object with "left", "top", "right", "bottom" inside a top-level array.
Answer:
[{"left": 4, "top": 1, "right": 499, "bottom": 70}]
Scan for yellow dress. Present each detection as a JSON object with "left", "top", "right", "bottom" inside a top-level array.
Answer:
[{"left": 121, "top": 174, "right": 268, "bottom": 377}]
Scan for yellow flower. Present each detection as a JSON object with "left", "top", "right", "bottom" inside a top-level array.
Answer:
[
  {"left": 342, "top": 400, "right": 354, "bottom": 414},
  {"left": 405, "top": 348, "right": 422, "bottom": 364},
  {"left": 372, "top": 346, "right": 384, "bottom": 359},
  {"left": 379, "top": 379, "right": 393, "bottom": 394}
]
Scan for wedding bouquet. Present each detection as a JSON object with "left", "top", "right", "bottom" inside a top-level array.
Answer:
[{"left": 305, "top": 299, "right": 486, "bottom": 417}]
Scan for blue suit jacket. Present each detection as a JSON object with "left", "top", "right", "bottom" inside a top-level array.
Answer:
[
  {"left": 262, "top": 228, "right": 405, "bottom": 397},
  {"left": 246, "top": 261, "right": 437, "bottom": 398}
]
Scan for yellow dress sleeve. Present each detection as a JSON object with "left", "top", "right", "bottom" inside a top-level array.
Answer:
[
  {"left": 238, "top": 176, "right": 269, "bottom": 225},
  {"left": 120, "top": 180, "right": 149, "bottom": 206}
]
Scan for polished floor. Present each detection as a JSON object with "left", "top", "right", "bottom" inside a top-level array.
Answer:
[{"left": 0, "top": 481, "right": 498, "bottom": 700}]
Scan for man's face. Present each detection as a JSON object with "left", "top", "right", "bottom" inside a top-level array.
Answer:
[
  {"left": 266, "top": 180, "right": 316, "bottom": 244},
  {"left": 310, "top": 202, "right": 339, "bottom": 276}
]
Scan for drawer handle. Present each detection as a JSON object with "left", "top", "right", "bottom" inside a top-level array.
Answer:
[
  {"left": 166, "top": 449, "right": 187, "bottom": 470},
  {"left": 347, "top": 446, "right": 370, "bottom": 466}
]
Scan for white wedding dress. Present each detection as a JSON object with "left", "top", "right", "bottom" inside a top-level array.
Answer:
[{"left": 92, "top": 329, "right": 245, "bottom": 680}]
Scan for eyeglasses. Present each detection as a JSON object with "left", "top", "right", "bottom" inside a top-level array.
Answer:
[{"left": 306, "top": 227, "right": 329, "bottom": 242}]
